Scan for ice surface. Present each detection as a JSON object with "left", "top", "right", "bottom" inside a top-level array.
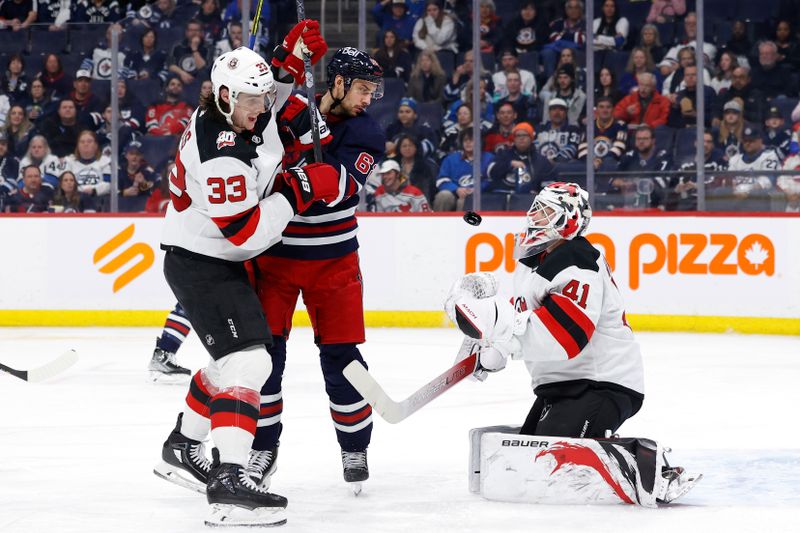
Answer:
[{"left": 1, "top": 327, "right": 798, "bottom": 533}]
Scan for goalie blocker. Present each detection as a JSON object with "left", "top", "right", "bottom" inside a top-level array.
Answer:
[{"left": 469, "top": 426, "right": 701, "bottom": 507}]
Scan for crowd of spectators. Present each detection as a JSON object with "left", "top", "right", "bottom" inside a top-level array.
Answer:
[{"left": 1, "top": 0, "right": 800, "bottom": 214}]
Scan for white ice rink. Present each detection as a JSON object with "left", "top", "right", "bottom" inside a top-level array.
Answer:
[{"left": 1, "top": 326, "right": 799, "bottom": 533}]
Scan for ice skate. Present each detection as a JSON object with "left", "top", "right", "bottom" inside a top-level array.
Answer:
[
  {"left": 205, "top": 461, "right": 288, "bottom": 527},
  {"left": 341, "top": 450, "right": 368, "bottom": 495},
  {"left": 153, "top": 413, "right": 211, "bottom": 493},
  {"left": 148, "top": 344, "right": 190, "bottom": 384},
  {"left": 246, "top": 445, "right": 279, "bottom": 489},
  {"left": 657, "top": 466, "right": 703, "bottom": 504}
]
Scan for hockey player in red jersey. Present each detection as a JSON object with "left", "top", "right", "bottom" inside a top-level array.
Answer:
[
  {"left": 447, "top": 182, "right": 700, "bottom": 504},
  {"left": 247, "top": 48, "right": 386, "bottom": 494},
  {"left": 153, "top": 20, "right": 335, "bottom": 527}
]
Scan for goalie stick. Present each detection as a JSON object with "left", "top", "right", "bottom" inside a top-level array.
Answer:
[
  {"left": 342, "top": 352, "right": 478, "bottom": 424},
  {"left": 0, "top": 349, "right": 78, "bottom": 382}
]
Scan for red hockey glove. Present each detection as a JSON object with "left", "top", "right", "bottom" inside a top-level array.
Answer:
[
  {"left": 279, "top": 94, "right": 333, "bottom": 155},
  {"left": 271, "top": 20, "right": 328, "bottom": 86},
  {"left": 277, "top": 162, "right": 340, "bottom": 213}
]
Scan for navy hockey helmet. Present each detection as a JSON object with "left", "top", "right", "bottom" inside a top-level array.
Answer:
[{"left": 326, "top": 47, "right": 385, "bottom": 100}]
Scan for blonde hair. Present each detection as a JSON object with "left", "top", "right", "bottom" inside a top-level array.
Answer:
[
  {"left": 73, "top": 130, "right": 101, "bottom": 161},
  {"left": 411, "top": 49, "right": 446, "bottom": 79},
  {"left": 719, "top": 98, "right": 744, "bottom": 142},
  {"left": 626, "top": 46, "right": 655, "bottom": 73}
]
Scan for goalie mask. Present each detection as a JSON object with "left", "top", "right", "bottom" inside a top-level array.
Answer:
[
  {"left": 211, "top": 46, "right": 277, "bottom": 127},
  {"left": 516, "top": 182, "right": 592, "bottom": 259}
]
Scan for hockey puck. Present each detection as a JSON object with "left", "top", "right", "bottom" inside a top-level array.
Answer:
[{"left": 463, "top": 211, "right": 482, "bottom": 226}]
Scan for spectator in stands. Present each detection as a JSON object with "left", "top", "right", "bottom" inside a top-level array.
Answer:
[
  {"left": 33, "top": 0, "right": 69, "bottom": 31},
  {"left": 484, "top": 101, "right": 517, "bottom": 153},
  {"left": 713, "top": 125, "right": 779, "bottom": 211},
  {"left": 72, "top": 0, "right": 121, "bottom": 23},
  {"left": 0, "top": 130, "right": 20, "bottom": 184},
  {"left": 578, "top": 96, "right": 627, "bottom": 170},
  {"left": 4, "top": 165, "right": 51, "bottom": 213},
  {"left": 199, "top": 79, "right": 213, "bottom": 102},
  {"left": 0, "top": 0, "right": 35, "bottom": 31},
  {"left": 221, "top": 0, "right": 269, "bottom": 50},
  {"left": 146, "top": 75, "right": 193, "bottom": 136},
  {"left": 719, "top": 20, "right": 751, "bottom": 63},
  {"left": 595, "top": 67, "right": 622, "bottom": 105},
  {"left": 64, "top": 129, "right": 111, "bottom": 198},
  {"left": 371, "top": 159, "right": 430, "bottom": 212},
  {"left": 539, "top": 47, "right": 585, "bottom": 102},
  {"left": 446, "top": 76, "right": 494, "bottom": 123},
  {"left": 5, "top": 104, "right": 35, "bottom": 158},
  {"left": 619, "top": 47, "right": 659, "bottom": 96},
  {"left": 476, "top": 0, "right": 501, "bottom": 53},
  {"left": 540, "top": 0, "right": 586, "bottom": 78},
  {"left": 592, "top": 0, "right": 628, "bottom": 51},
  {"left": 372, "top": 0, "right": 417, "bottom": 47},
  {"left": 128, "top": 28, "right": 168, "bottom": 82},
  {"left": 779, "top": 148, "right": 800, "bottom": 212},
  {"left": 214, "top": 21, "right": 244, "bottom": 57},
  {"left": 82, "top": 24, "right": 135, "bottom": 81},
  {"left": 38, "top": 54, "right": 72, "bottom": 100},
  {"left": 88, "top": 104, "right": 137, "bottom": 157},
  {"left": 408, "top": 49, "right": 447, "bottom": 104},
  {"left": 412, "top": 0, "right": 457, "bottom": 54},
  {"left": 443, "top": 49, "right": 487, "bottom": 104},
  {"left": 502, "top": 1, "right": 548, "bottom": 55},
  {"left": 433, "top": 126, "right": 493, "bottom": 211},
  {"left": 23, "top": 79, "right": 57, "bottom": 124},
  {"left": 668, "top": 64, "right": 713, "bottom": 129},
  {"left": 115, "top": 79, "right": 146, "bottom": 132},
  {"left": 167, "top": 19, "right": 210, "bottom": 85},
  {"left": 385, "top": 97, "right": 437, "bottom": 159},
  {"left": 394, "top": 133, "right": 438, "bottom": 199},
  {"left": 712, "top": 66, "right": 765, "bottom": 128},
  {"left": 118, "top": 140, "right": 156, "bottom": 197},
  {"left": 763, "top": 106, "right": 793, "bottom": 161},
  {"left": 495, "top": 70, "right": 536, "bottom": 124},
  {"left": 0, "top": 87, "right": 10, "bottom": 133},
  {"left": 133, "top": 0, "right": 178, "bottom": 29},
  {"left": 717, "top": 99, "right": 744, "bottom": 162},
  {"left": 614, "top": 124, "right": 673, "bottom": 208},
  {"left": 774, "top": 19, "right": 800, "bottom": 70},
  {"left": 373, "top": 29, "right": 413, "bottom": 82},
  {"left": 18, "top": 134, "right": 65, "bottom": 186},
  {"left": 646, "top": 0, "right": 685, "bottom": 24},
  {"left": 39, "top": 98, "right": 84, "bottom": 157},
  {"left": 439, "top": 103, "right": 491, "bottom": 158},
  {"left": 145, "top": 160, "right": 172, "bottom": 213},
  {"left": 70, "top": 69, "right": 106, "bottom": 120},
  {"left": 539, "top": 64, "right": 585, "bottom": 127},
  {"left": 613, "top": 72, "right": 670, "bottom": 130},
  {"left": 50, "top": 170, "right": 96, "bottom": 212},
  {"left": 670, "top": 130, "right": 726, "bottom": 211},
  {"left": 492, "top": 48, "right": 536, "bottom": 101},
  {"left": 637, "top": 23, "right": 665, "bottom": 65},
  {"left": 535, "top": 98, "right": 580, "bottom": 162},
  {"left": 710, "top": 50, "right": 739, "bottom": 95},
  {"left": 197, "top": 0, "right": 224, "bottom": 45},
  {"left": 659, "top": 12, "right": 716, "bottom": 78},
  {"left": 2, "top": 54, "right": 28, "bottom": 104},
  {"left": 488, "top": 122, "right": 556, "bottom": 193},
  {"left": 751, "top": 41, "right": 795, "bottom": 99},
  {"left": 661, "top": 46, "right": 712, "bottom": 99}
]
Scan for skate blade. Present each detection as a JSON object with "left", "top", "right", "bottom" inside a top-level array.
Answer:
[
  {"left": 661, "top": 473, "right": 703, "bottom": 504},
  {"left": 148, "top": 371, "right": 191, "bottom": 385},
  {"left": 350, "top": 482, "right": 363, "bottom": 496},
  {"left": 153, "top": 461, "right": 207, "bottom": 494},
  {"left": 204, "top": 503, "right": 287, "bottom": 527}
]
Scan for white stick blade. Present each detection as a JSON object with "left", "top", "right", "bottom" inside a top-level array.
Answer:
[
  {"left": 26, "top": 350, "right": 79, "bottom": 382},
  {"left": 343, "top": 361, "right": 406, "bottom": 423}
]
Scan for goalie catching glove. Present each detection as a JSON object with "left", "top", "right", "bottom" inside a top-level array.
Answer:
[
  {"left": 277, "top": 162, "right": 340, "bottom": 214},
  {"left": 271, "top": 19, "right": 328, "bottom": 86}
]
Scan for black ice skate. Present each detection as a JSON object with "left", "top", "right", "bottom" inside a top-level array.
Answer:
[
  {"left": 148, "top": 343, "right": 191, "bottom": 384},
  {"left": 205, "top": 459, "right": 288, "bottom": 527},
  {"left": 341, "top": 450, "right": 369, "bottom": 495},
  {"left": 153, "top": 413, "right": 211, "bottom": 493},
  {"left": 246, "top": 445, "right": 279, "bottom": 489}
]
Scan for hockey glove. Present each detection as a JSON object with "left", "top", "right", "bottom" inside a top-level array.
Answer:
[
  {"left": 277, "top": 162, "right": 340, "bottom": 214},
  {"left": 444, "top": 272, "right": 498, "bottom": 324},
  {"left": 271, "top": 19, "right": 328, "bottom": 86},
  {"left": 279, "top": 94, "right": 332, "bottom": 157}
]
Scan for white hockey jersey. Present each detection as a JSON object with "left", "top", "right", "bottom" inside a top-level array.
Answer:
[
  {"left": 727, "top": 148, "right": 780, "bottom": 194},
  {"left": 161, "top": 81, "right": 294, "bottom": 262},
  {"left": 64, "top": 155, "right": 112, "bottom": 196},
  {"left": 512, "top": 237, "right": 644, "bottom": 397}
]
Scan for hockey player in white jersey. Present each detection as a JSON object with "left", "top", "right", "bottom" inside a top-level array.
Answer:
[
  {"left": 154, "top": 21, "right": 336, "bottom": 527},
  {"left": 446, "top": 182, "right": 699, "bottom": 505}
]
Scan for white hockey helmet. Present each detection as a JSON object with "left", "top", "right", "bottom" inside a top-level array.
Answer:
[
  {"left": 211, "top": 46, "right": 277, "bottom": 127},
  {"left": 516, "top": 182, "right": 592, "bottom": 259}
]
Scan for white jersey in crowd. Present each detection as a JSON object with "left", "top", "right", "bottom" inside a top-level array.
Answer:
[
  {"left": 512, "top": 237, "right": 644, "bottom": 397},
  {"left": 727, "top": 147, "right": 780, "bottom": 194},
  {"left": 161, "top": 81, "right": 293, "bottom": 262},
  {"left": 19, "top": 153, "right": 67, "bottom": 182},
  {"left": 492, "top": 68, "right": 537, "bottom": 100},
  {"left": 373, "top": 183, "right": 430, "bottom": 213},
  {"left": 64, "top": 154, "right": 112, "bottom": 196}
]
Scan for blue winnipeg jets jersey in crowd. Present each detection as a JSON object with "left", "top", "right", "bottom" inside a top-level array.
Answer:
[
  {"left": 266, "top": 109, "right": 386, "bottom": 260},
  {"left": 577, "top": 120, "right": 627, "bottom": 161}
]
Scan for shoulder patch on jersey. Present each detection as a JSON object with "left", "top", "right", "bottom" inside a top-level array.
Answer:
[
  {"left": 533, "top": 237, "right": 600, "bottom": 281},
  {"left": 196, "top": 111, "right": 259, "bottom": 165}
]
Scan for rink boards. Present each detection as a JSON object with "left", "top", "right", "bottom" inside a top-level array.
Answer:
[{"left": 0, "top": 212, "right": 797, "bottom": 334}]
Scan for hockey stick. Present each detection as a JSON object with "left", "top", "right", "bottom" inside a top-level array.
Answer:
[
  {"left": 0, "top": 349, "right": 78, "bottom": 382},
  {"left": 295, "top": 0, "right": 324, "bottom": 163},
  {"left": 248, "top": 0, "right": 266, "bottom": 49},
  {"left": 342, "top": 352, "right": 479, "bottom": 424}
]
